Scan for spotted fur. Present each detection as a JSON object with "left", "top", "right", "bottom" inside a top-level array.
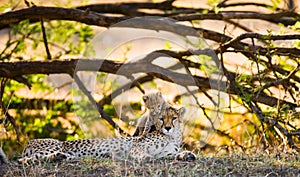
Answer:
[
  {"left": 18, "top": 107, "right": 196, "bottom": 163},
  {"left": 133, "top": 92, "right": 170, "bottom": 136}
]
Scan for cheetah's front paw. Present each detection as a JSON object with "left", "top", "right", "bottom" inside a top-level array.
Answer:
[{"left": 175, "top": 151, "right": 196, "bottom": 162}]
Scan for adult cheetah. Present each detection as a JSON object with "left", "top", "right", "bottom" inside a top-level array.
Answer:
[{"left": 18, "top": 106, "right": 196, "bottom": 163}]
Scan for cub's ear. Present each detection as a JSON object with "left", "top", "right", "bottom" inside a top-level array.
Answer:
[
  {"left": 142, "top": 96, "right": 149, "bottom": 103},
  {"left": 156, "top": 92, "right": 162, "bottom": 97},
  {"left": 178, "top": 107, "right": 186, "bottom": 118}
]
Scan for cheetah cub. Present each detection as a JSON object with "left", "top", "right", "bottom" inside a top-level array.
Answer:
[{"left": 133, "top": 92, "right": 170, "bottom": 136}]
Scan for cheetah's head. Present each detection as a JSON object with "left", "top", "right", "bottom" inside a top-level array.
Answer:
[
  {"left": 142, "top": 92, "right": 165, "bottom": 115},
  {"left": 155, "top": 106, "right": 185, "bottom": 136}
]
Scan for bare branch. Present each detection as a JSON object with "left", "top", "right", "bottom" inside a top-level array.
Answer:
[
  {"left": 0, "top": 6, "right": 127, "bottom": 29},
  {"left": 76, "top": 0, "right": 175, "bottom": 16},
  {"left": 251, "top": 102, "right": 300, "bottom": 151},
  {"left": 1, "top": 6, "right": 299, "bottom": 59},
  {"left": 40, "top": 19, "right": 51, "bottom": 60},
  {"left": 257, "top": 64, "right": 300, "bottom": 95},
  {"left": 99, "top": 75, "right": 153, "bottom": 106},
  {"left": 0, "top": 58, "right": 297, "bottom": 109},
  {"left": 0, "top": 78, "right": 21, "bottom": 141},
  {"left": 172, "top": 11, "right": 299, "bottom": 26},
  {"left": 223, "top": 33, "right": 300, "bottom": 49},
  {"left": 220, "top": 46, "right": 300, "bottom": 151},
  {"left": 217, "top": 2, "right": 286, "bottom": 11},
  {"left": 73, "top": 73, "right": 129, "bottom": 136}
]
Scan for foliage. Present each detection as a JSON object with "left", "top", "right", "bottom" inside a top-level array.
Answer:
[{"left": 0, "top": 2, "right": 94, "bottom": 157}]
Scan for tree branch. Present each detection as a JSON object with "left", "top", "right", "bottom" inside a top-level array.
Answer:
[
  {"left": 217, "top": 2, "right": 286, "bottom": 11},
  {"left": 220, "top": 48, "right": 300, "bottom": 151},
  {"left": 76, "top": 0, "right": 175, "bottom": 16},
  {"left": 0, "top": 6, "right": 127, "bottom": 29},
  {"left": 1, "top": 6, "right": 299, "bottom": 59},
  {"left": 223, "top": 33, "right": 300, "bottom": 49},
  {"left": 40, "top": 19, "right": 51, "bottom": 60},
  {"left": 0, "top": 58, "right": 297, "bottom": 109},
  {"left": 0, "top": 78, "right": 21, "bottom": 141},
  {"left": 73, "top": 73, "right": 129, "bottom": 136},
  {"left": 172, "top": 11, "right": 299, "bottom": 26}
]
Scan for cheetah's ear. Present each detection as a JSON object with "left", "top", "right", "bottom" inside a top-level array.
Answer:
[
  {"left": 156, "top": 92, "right": 162, "bottom": 97},
  {"left": 178, "top": 107, "right": 186, "bottom": 120},
  {"left": 142, "top": 95, "right": 149, "bottom": 103}
]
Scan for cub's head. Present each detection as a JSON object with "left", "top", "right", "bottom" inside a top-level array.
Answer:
[
  {"left": 154, "top": 106, "right": 185, "bottom": 136},
  {"left": 142, "top": 92, "right": 165, "bottom": 115}
]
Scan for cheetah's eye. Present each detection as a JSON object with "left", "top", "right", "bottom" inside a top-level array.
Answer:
[
  {"left": 172, "top": 117, "right": 177, "bottom": 123},
  {"left": 159, "top": 117, "right": 164, "bottom": 123},
  {"left": 157, "top": 105, "right": 161, "bottom": 109}
]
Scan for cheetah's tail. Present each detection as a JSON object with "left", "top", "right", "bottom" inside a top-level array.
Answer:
[{"left": 0, "top": 147, "right": 7, "bottom": 164}]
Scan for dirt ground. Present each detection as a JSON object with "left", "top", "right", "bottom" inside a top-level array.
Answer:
[{"left": 1, "top": 153, "right": 299, "bottom": 177}]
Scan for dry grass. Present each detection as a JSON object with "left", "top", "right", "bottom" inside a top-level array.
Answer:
[{"left": 1, "top": 153, "right": 299, "bottom": 177}]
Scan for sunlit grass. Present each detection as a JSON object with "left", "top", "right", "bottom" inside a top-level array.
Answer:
[{"left": 1, "top": 152, "right": 299, "bottom": 177}]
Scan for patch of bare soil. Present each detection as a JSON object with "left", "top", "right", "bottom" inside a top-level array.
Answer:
[{"left": 1, "top": 153, "right": 299, "bottom": 177}]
